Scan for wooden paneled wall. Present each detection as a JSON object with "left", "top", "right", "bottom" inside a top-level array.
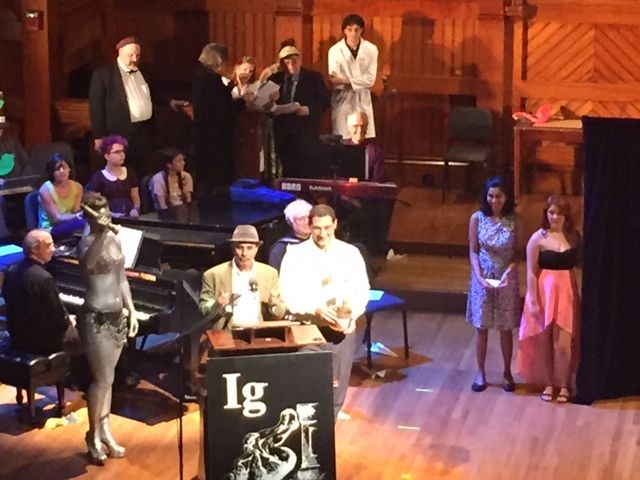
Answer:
[
  {"left": 12, "top": 0, "right": 640, "bottom": 185},
  {"left": 512, "top": 0, "right": 640, "bottom": 119}
]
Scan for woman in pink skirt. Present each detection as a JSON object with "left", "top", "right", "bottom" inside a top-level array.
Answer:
[{"left": 518, "top": 194, "right": 581, "bottom": 403}]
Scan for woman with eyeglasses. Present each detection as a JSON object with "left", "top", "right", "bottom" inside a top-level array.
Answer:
[{"left": 85, "top": 135, "right": 141, "bottom": 217}]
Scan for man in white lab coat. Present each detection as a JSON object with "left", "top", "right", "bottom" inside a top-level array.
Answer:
[{"left": 328, "top": 14, "right": 378, "bottom": 140}]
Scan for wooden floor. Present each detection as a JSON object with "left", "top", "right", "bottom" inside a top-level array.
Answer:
[{"left": 1, "top": 311, "right": 638, "bottom": 480}]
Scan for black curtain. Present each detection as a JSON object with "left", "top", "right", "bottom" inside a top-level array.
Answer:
[{"left": 575, "top": 117, "right": 640, "bottom": 404}]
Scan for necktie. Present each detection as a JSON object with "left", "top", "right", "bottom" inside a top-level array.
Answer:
[{"left": 282, "top": 76, "right": 292, "bottom": 103}]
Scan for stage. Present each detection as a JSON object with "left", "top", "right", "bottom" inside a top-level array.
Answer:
[
  {"left": 0, "top": 187, "right": 615, "bottom": 480},
  {"left": 0, "top": 310, "right": 637, "bottom": 480}
]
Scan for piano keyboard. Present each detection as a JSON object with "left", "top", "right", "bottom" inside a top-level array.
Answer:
[{"left": 58, "top": 292, "right": 152, "bottom": 321}]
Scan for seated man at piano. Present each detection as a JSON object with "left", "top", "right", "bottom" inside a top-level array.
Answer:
[
  {"left": 2, "top": 229, "right": 80, "bottom": 356},
  {"left": 342, "top": 111, "right": 384, "bottom": 182},
  {"left": 199, "top": 224, "right": 287, "bottom": 329}
]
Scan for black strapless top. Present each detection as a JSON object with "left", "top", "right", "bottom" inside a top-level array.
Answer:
[{"left": 538, "top": 248, "right": 577, "bottom": 270}]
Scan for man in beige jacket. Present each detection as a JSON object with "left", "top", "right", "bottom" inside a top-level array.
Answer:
[{"left": 199, "top": 224, "right": 286, "bottom": 329}]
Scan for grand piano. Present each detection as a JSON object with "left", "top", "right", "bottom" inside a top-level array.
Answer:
[{"left": 50, "top": 254, "right": 205, "bottom": 388}]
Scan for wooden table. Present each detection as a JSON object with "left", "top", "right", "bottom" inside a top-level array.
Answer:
[{"left": 513, "top": 119, "right": 583, "bottom": 198}]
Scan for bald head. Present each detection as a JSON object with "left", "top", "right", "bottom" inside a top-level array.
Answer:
[
  {"left": 23, "top": 229, "right": 54, "bottom": 264},
  {"left": 347, "top": 111, "right": 369, "bottom": 144}
]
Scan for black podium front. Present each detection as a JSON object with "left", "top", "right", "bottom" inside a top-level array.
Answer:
[{"left": 204, "top": 328, "right": 335, "bottom": 479}]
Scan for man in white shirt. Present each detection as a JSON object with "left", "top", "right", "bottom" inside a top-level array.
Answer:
[
  {"left": 89, "top": 36, "right": 154, "bottom": 177},
  {"left": 280, "top": 204, "right": 370, "bottom": 418},
  {"left": 199, "top": 225, "right": 286, "bottom": 329},
  {"left": 328, "top": 14, "right": 378, "bottom": 140}
]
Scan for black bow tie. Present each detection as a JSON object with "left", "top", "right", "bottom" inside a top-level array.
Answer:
[{"left": 127, "top": 69, "right": 138, "bottom": 74}]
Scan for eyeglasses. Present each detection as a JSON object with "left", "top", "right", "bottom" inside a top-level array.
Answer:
[{"left": 109, "top": 149, "right": 126, "bottom": 155}]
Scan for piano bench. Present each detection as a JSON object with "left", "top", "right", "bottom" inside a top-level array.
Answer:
[{"left": 0, "top": 345, "right": 69, "bottom": 422}]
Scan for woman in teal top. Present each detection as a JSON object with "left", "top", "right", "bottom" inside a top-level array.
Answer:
[{"left": 38, "top": 153, "right": 85, "bottom": 240}]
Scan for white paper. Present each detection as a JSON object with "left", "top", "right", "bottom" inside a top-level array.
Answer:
[
  {"left": 486, "top": 279, "right": 502, "bottom": 288},
  {"left": 271, "top": 102, "right": 300, "bottom": 115},
  {"left": 116, "top": 226, "right": 144, "bottom": 269},
  {"left": 254, "top": 80, "right": 280, "bottom": 107}
]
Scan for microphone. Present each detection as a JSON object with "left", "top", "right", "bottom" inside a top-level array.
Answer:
[
  {"left": 249, "top": 278, "right": 259, "bottom": 293},
  {"left": 80, "top": 203, "right": 121, "bottom": 234},
  {"left": 221, "top": 293, "right": 242, "bottom": 330}
]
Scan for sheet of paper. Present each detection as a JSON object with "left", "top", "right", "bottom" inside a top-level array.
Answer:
[
  {"left": 271, "top": 102, "right": 300, "bottom": 115},
  {"left": 116, "top": 226, "right": 144, "bottom": 269},
  {"left": 254, "top": 80, "right": 280, "bottom": 107},
  {"left": 486, "top": 279, "right": 501, "bottom": 288}
]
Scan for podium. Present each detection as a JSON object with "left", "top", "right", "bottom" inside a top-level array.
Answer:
[{"left": 204, "top": 323, "right": 336, "bottom": 479}]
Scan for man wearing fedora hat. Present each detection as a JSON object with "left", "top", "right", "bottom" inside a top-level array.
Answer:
[
  {"left": 199, "top": 225, "right": 286, "bottom": 329},
  {"left": 267, "top": 45, "right": 329, "bottom": 178}
]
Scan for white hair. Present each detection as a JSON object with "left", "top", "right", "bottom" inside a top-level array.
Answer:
[
  {"left": 346, "top": 111, "right": 368, "bottom": 127},
  {"left": 284, "top": 199, "right": 313, "bottom": 225},
  {"left": 22, "top": 229, "right": 49, "bottom": 255}
]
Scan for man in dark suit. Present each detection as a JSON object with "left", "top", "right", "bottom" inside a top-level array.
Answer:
[
  {"left": 2, "top": 229, "right": 79, "bottom": 355},
  {"left": 89, "top": 36, "right": 154, "bottom": 177},
  {"left": 268, "top": 46, "right": 330, "bottom": 178}
]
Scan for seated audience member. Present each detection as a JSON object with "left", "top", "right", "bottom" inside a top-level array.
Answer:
[
  {"left": 199, "top": 225, "right": 286, "bottom": 330},
  {"left": 268, "top": 199, "right": 313, "bottom": 271},
  {"left": 38, "top": 153, "right": 86, "bottom": 240},
  {"left": 85, "top": 134, "right": 141, "bottom": 217},
  {"left": 342, "top": 111, "right": 384, "bottom": 182},
  {"left": 2, "top": 229, "right": 80, "bottom": 355},
  {"left": 150, "top": 147, "right": 193, "bottom": 210},
  {"left": 231, "top": 56, "right": 257, "bottom": 101}
]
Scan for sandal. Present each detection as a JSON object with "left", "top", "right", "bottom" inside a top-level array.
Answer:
[
  {"left": 557, "top": 387, "right": 570, "bottom": 404},
  {"left": 540, "top": 386, "right": 554, "bottom": 402}
]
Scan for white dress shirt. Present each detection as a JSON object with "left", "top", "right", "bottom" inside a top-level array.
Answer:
[
  {"left": 230, "top": 260, "right": 261, "bottom": 327},
  {"left": 280, "top": 238, "right": 370, "bottom": 333},
  {"left": 117, "top": 58, "right": 153, "bottom": 123}
]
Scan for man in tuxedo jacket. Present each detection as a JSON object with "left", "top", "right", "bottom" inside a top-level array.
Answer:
[
  {"left": 89, "top": 36, "right": 154, "bottom": 177},
  {"left": 268, "top": 46, "right": 330, "bottom": 178}
]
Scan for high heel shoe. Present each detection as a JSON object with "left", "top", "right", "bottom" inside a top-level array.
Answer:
[
  {"left": 99, "top": 425, "right": 126, "bottom": 458},
  {"left": 85, "top": 432, "right": 107, "bottom": 466}
]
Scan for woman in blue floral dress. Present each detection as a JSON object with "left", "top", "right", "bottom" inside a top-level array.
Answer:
[{"left": 466, "top": 177, "right": 523, "bottom": 392}]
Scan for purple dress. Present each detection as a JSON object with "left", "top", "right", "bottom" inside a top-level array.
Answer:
[
  {"left": 85, "top": 169, "right": 138, "bottom": 215},
  {"left": 466, "top": 211, "right": 521, "bottom": 330}
]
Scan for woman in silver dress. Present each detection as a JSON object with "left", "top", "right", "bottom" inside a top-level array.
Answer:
[
  {"left": 466, "top": 177, "right": 523, "bottom": 392},
  {"left": 78, "top": 192, "right": 139, "bottom": 465}
]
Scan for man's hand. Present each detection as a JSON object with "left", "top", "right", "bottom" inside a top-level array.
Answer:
[
  {"left": 94, "top": 139, "right": 103, "bottom": 152},
  {"left": 129, "top": 207, "right": 140, "bottom": 217},
  {"left": 269, "top": 91, "right": 280, "bottom": 102},
  {"left": 329, "top": 74, "right": 349, "bottom": 86},
  {"left": 169, "top": 99, "right": 189, "bottom": 112},
  {"left": 217, "top": 291, "right": 231, "bottom": 307},
  {"left": 295, "top": 106, "right": 310, "bottom": 116}
]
